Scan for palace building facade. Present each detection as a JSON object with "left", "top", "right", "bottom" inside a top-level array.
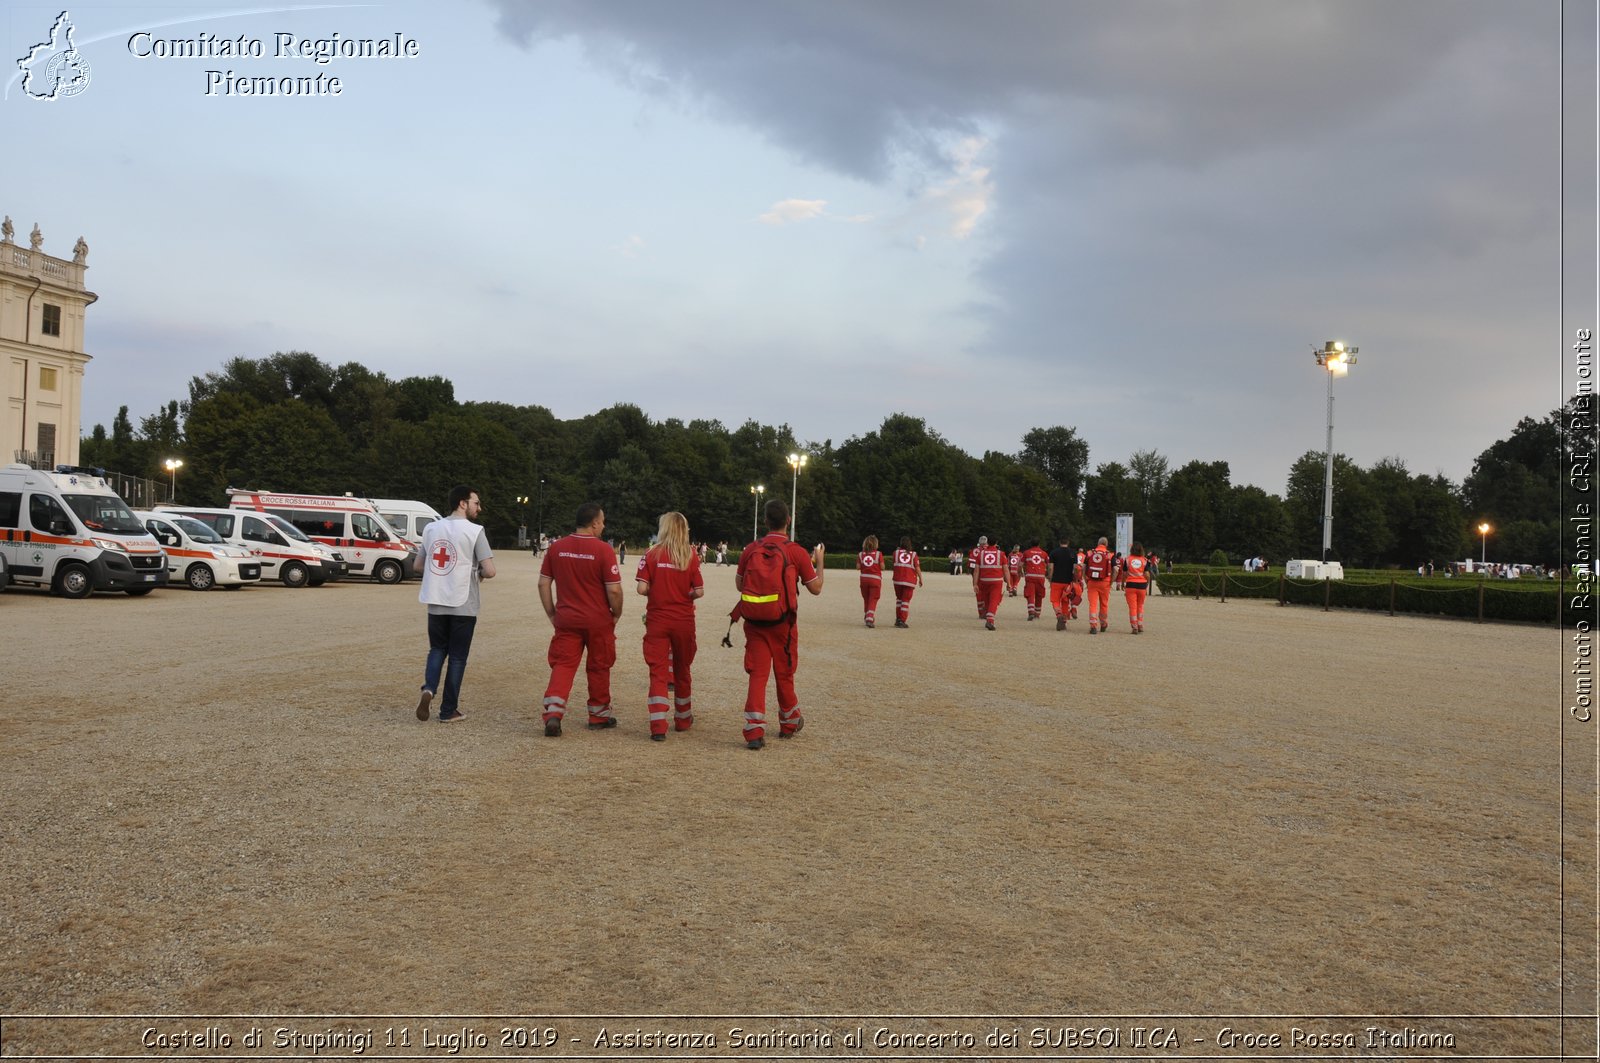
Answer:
[{"left": 1, "top": 216, "right": 95, "bottom": 469}]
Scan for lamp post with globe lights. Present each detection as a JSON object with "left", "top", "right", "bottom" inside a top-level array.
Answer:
[
  {"left": 750, "top": 484, "right": 765, "bottom": 542},
  {"left": 163, "top": 458, "right": 183, "bottom": 503}
]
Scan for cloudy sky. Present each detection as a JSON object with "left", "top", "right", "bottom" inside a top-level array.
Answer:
[{"left": 4, "top": 1, "right": 1591, "bottom": 492}]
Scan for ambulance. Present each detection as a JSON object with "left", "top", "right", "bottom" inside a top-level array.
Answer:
[
  {"left": 365, "top": 497, "right": 441, "bottom": 549},
  {"left": 155, "top": 505, "right": 342, "bottom": 588},
  {"left": 133, "top": 510, "right": 263, "bottom": 590},
  {"left": 225, "top": 490, "right": 418, "bottom": 584},
  {"left": 0, "top": 463, "right": 169, "bottom": 597}
]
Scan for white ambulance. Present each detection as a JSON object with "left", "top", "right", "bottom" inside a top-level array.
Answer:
[
  {"left": 0, "top": 463, "right": 169, "bottom": 597},
  {"left": 225, "top": 490, "right": 418, "bottom": 584},
  {"left": 155, "top": 505, "right": 341, "bottom": 588},
  {"left": 133, "top": 510, "right": 263, "bottom": 590},
  {"left": 365, "top": 497, "right": 442, "bottom": 549}
]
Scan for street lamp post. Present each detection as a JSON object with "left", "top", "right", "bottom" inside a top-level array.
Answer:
[
  {"left": 163, "top": 458, "right": 183, "bottom": 503},
  {"left": 1478, "top": 522, "right": 1491, "bottom": 571},
  {"left": 787, "top": 452, "right": 808, "bottom": 542},
  {"left": 516, "top": 495, "right": 530, "bottom": 547},
  {"left": 750, "top": 484, "right": 765, "bottom": 542},
  {"left": 1311, "top": 340, "right": 1358, "bottom": 563},
  {"left": 537, "top": 477, "right": 546, "bottom": 541}
]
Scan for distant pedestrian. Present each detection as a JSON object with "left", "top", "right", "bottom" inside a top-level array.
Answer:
[
  {"left": 1021, "top": 539, "right": 1049, "bottom": 621},
  {"left": 1046, "top": 534, "right": 1081, "bottom": 630},
  {"left": 415, "top": 486, "right": 495, "bottom": 724},
  {"left": 1006, "top": 545, "right": 1023, "bottom": 598},
  {"left": 1083, "top": 536, "right": 1115, "bottom": 635},
  {"left": 735, "top": 500, "right": 824, "bottom": 750},
  {"left": 538, "top": 503, "right": 624, "bottom": 736},
  {"left": 948, "top": 548, "right": 964, "bottom": 576},
  {"left": 636, "top": 511, "right": 704, "bottom": 741},
  {"left": 1117, "top": 542, "right": 1152, "bottom": 634},
  {"left": 856, "top": 535, "right": 884, "bottom": 628},
  {"left": 891, "top": 537, "right": 923, "bottom": 628},
  {"left": 971, "top": 536, "right": 1006, "bottom": 630}
]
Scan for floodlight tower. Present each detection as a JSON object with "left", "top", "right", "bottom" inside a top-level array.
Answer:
[{"left": 1312, "top": 340, "right": 1358, "bottom": 563}]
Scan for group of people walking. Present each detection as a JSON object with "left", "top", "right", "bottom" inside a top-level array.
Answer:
[
  {"left": 953, "top": 535, "right": 1155, "bottom": 634},
  {"left": 416, "top": 488, "right": 1156, "bottom": 746},
  {"left": 415, "top": 491, "right": 823, "bottom": 751}
]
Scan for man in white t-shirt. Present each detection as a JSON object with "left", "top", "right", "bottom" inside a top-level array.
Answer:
[{"left": 416, "top": 485, "right": 496, "bottom": 723}]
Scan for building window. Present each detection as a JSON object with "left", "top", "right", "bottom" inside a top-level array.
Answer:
[
  {"left": 41, "top": 304, "right": 61, "bottom": 336},
  {"left": 39, "top": 366, "right": 58, "bottom": 391},
  {"left": 36, "top": 423, "right": 56, "bottom": 466}
]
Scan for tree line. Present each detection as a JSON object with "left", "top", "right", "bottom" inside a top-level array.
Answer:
[{"left": 77, "top": 351, "right": 1576, "bottom": 567}]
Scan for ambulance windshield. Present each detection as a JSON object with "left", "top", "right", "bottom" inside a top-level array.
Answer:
[
  {"left": 61, "top": 494, "right": 145, "bottom": 534},
  {"left": 265, "top": 514, "right": 312, "bottom": 542}
]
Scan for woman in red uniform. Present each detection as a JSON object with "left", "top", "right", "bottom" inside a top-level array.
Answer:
[
  {"left": 890, "top": 536, "right": 923, "bottom": 627},
  {"left": 1117, "top": 541, "right": 1152, "bottom": 634},
  {"left": 636, "top": 511, "right": 704, "bottom": 740},
  {"left": 856, "top": 535, "right": 884, "bottom": 627}
]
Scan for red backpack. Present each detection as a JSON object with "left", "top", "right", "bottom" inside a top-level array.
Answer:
[
  {"left": 1084, "top": 547, "right": 1112, "bottom": 581},
  {"left": 737, "top": 539, "right": 797, "bottom": 624}
]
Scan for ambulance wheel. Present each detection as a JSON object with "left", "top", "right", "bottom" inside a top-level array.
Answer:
[
  {"left": 280, "top": 561, "right": 309, "bottom": 588},
  {"left": 186, "top": 563, "right": 216, "bottom": 591},
  {"left": 374, "top": 559, "right": 403, "bottom": 585},
  {"left": 54, "top": 564, "right": 93, "bottom": 599},
  {"left": 125, "top": 588, "right": 154, "bottom": 596}
]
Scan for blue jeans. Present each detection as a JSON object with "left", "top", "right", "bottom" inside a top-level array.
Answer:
[{"left": 424, "top": 614, "right": 478, "bottom": 715}]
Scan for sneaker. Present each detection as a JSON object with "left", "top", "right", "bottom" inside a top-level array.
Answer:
[
  {"left": 746, "top": 737, "right": 765, "bottom": 750},
  {"left": 1089, "top": 626, "right": 1098, "bottom": 635},
  {"left": 1056, "top": 616, "right": 1066, "bottom": 631},
  {"left": 1099, "top": 623, "right": 1108, "bottom": 633},
  {"left": 415, "top": 688, "right": 432, "bottom": 721},
  {"left": 778, "top": 717, "right": 804, "bottom": 739},
  {"left": 587, "top": 718, "right": 619, "bottom": 730},
  {"left": 865, "top": 618, "right": 874, "bottom": 628},
  {"left": 650, "top": 733, "right": 666, "bottom": 742},
  {"left": 985, "top": 620, "right": 996, "bottom": 631},
  {"left": 544, "top": 718, "right": 562, "bottom": 737},
  {"left": 894, "top": 620, "right": 908, "bottom": 628},
  {"left": 438, "top": 710, "right": 464, "bottom": 723}
]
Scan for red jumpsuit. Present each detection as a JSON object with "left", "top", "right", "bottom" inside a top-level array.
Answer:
[
  {"left": 1082, "top": 545, "right": 1114, "bottom": 634},
  {"left": 1021, "top": 546, "right": 1049, "bottom": 620},
  {"left": 540, "top": 533, "right": 622, "bottom": 724},
  {"left": 891, "top": 548, "right": 921, "bottom": 626},
  {"left": 973, "top": 545, "right": 1006, "bottom": 627},
  {"left": 856, "top": 549, "right": 883, "bottom": 627},
  {"left": 637, "top": 546, "right": 702, "bottom": 736},
  {"left": 1006, "top": 550, "right": 1023, "bottom": 597},
  {"left": 738, "top": 534, "right": 819, "bottom": 744}
]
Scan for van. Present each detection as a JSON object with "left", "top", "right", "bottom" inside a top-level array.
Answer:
[
  {"left": 133, "top": 509, "right": 263, "bottom": 590},
  {"left": 225, "top": 490, "right": 418, "bottom": 584},
  {"left": 155, "top": 505, "right": 342, "bottom": 588},
  {"left": 364, "top": 498, "right": 442, "bottom": 548},
  {"left": 0, "top": 463, "right": 169, "bottom": 597}
]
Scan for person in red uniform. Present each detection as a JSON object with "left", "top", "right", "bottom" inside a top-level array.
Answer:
[
  {"left": 1006, "top": 545, "right": 1023, "bottom": 597},
  {"left": 636, "top": 511, "right": 704, "bottom": 740},
  {"left": 1020, "top": 539, "right": 1049, "bottom": 621},
  {"left": 1116, "top": 541, "right": 1152, "bottom": 634},
  {"left": 538, "top": 502, "right": 624, "bottom": 736},
  {"left": 1082, "top": 536, "right": 1115, "bottom": 635},
  {"left": 970, "top": 536, "right": 1006, "bottom": 630},
  {"left": 856, "top": 534, "right": 884, "bottom": 628},
  {"left": 736, "top": 500, "right": 824, "bottom": 750},
  {"left": 890, "top": 536, "right": 922, "bottom": 628},
  {"left": 1046, "top": 534, "right": 1081, "bottom": 630}
]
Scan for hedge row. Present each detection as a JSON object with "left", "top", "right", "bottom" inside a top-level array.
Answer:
[{"left": 1157, "top": 571, "right": 1573, "bottom": 625}]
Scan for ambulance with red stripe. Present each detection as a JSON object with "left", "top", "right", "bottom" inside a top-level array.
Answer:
[
  {"left": 155, "top": 505, "right": 339, "bottom": 588},
  {"left": 133, "top": 510, "right": 263, "bottom": 590},
  {"left": 225, "top": 490, "right": 418, "bottom": 584},
  {"left": 0, "top": 463, "right": 169, "bottom": 598}
]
